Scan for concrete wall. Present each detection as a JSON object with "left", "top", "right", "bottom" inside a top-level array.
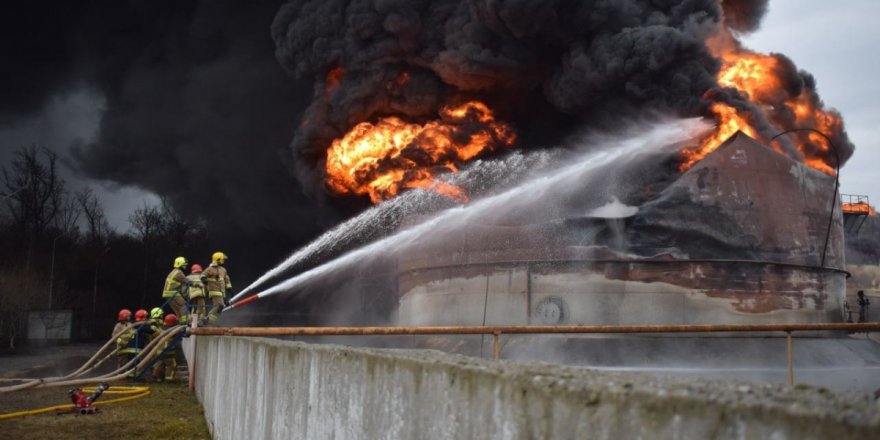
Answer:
[{"left": 194, "top": 336, "right": 880, "bottom": 439}]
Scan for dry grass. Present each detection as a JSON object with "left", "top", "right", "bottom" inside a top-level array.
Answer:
[{"left": 0, "top": 381, "right": 210, "bottom": 439}]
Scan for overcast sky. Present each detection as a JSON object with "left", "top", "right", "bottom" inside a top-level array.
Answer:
[
  {"left": 742, "top": 0, "right": 880, "bottom": 204},
  {"left": 0, "top": 90, "right": 160, "bottom": 231},
  {"left": 1, "top": 0, "right": 876, "bottom": 232}
]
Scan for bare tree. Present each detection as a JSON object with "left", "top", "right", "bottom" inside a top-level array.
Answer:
[
  {"left": 2, "top": 145, "right": 68, "bottom": 269},
  {"left": 76, "top": 188, "right": 112, "bottom": 245},
  {"left": 159, "top": 197, "right": 206, "bottom": 249},
  {"left": 130, "top": 203, "right": 164, "bottom": 304},
  {"left": 2, "top": 146, "right": 64, "bottom": 238},
  {"left": 54, "top": 192, "right": 81, "bottom": 236},
  {"left": 129, "top": 203, "right": 163, "bottom": 245}
]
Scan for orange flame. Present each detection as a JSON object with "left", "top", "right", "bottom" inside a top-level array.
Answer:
[
  {"left": 679, "top": 102, "right": 758, "bottom": 171},
  {"left": 683, "top": 46, "right": 844, "bottom": 175},
  {"left": 325, "top": 101, "right": 515, "bottom": 203},
  {"left": 716, "top": 52, "right": 783, "bottom": 101}
]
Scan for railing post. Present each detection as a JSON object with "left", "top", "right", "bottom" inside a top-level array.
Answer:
[
  {"left": 189, "top": 317, "right": 198, "bottom": 392},
  {"left": 786, "top": 331, "right": 793, "bottom": 386},
  {"left": 493, "top": 331, "right": 501, "bottom": 361}
]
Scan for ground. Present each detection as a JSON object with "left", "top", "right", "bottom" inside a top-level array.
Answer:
[
  {"left": 0, "top": 381, "right": 210, "bottom": 439},
  {"left": 0, "top": 343, "right": 211, "bottom": 439}
]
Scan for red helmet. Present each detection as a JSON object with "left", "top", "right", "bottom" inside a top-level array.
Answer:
[
  {"left": 164, "top": 314, "right": 179, "bottom": 327},
  {"left": 191, "top": 264, "right": 203, "bottom": 273},
  {"left": 134, "top": 309, "right": 148, "bottom": 321},
  {"left": 118, "top": 309, "right": 132, "bottom": 321}
]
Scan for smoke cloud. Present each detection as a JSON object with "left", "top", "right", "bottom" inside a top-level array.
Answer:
[
  {"left": 0, "top": 0, "right": 854, "bottom": 283},
  {"left": 272, "top": 0, "right": 852, "bottom": 195},
  {"left": 1, "top": 1, "right": 335, "bottom": 278},
  {"left": 720, "top": 0, "right": 769, "bottom": 33}
]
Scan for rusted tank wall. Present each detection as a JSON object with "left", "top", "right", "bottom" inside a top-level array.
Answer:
[
  {"left": 398, "top": 133, "right": 846, "bottom": 326},
  {"left": 399, "top": 262, "right": 843, "bottom": 326}
]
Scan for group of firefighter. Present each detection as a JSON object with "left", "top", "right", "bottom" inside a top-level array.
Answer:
[{"left": 111, "top": 251, "right": 232, "bottom": 382}]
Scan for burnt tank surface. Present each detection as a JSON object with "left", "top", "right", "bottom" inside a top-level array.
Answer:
[{"left": 397, "top": 132, "right": 847, "bottom": 327}]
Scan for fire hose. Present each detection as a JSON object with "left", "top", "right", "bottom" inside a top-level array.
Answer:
[
  {"left": 0, "top": 325, "right": 187, "bottom": 419},
  {"left": 0, "top": 324, "right": 186, "bottom": 393},
  {"left": 0, "top": 321, "right": 143, "bottom": 393},
  {"left": 0, "top": 385, "right": 151, "bottom": 420}
]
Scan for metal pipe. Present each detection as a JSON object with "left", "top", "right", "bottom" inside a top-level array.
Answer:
[
  {"left": 787, "top": 331, "right": 794, "bottom": 386},
  {"left": 191, "top": 322, "right": 880, "bottom": 337},
  {"left": 48, "top": 233, "right": 62, "bottom": 309},
  {"left": 396, "top": 257, "right": 851, "bottom": 278},
  {"left": 189, "top": 317, "right": 199, "bottom": 392},
  {"left": 493, "top": 331, "right": 501, "bottom": 361}
]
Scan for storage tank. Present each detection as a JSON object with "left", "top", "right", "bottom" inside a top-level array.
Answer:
[{"left": 397, "top": 132, "right": 846, "bottom": 326}]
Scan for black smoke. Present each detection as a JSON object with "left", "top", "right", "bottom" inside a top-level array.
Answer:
[
  {"left": 721, "top": 0, "right": 769, "bottom": 33},
  {"left": 272, "top": 0, "right": 718, "bottom": 194},
  {"left": 272, "top": 0, "right": 852, "bottom": 196},
  {"left": 0, "top": 0, "right": 854, "bottom": 288},
  {"left": 1, "top": 1, "right": 335, "bottom": 281},
  {"left": 0, "top": 3, "right": 85, "bottom": 120}
]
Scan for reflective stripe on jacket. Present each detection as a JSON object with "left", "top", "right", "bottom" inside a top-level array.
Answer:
[
  {"left": 186, "top": 273, "right": 206, "bottom": 299},
  {"left": 163, "top": 268, "right": 186, "bottom": 298},
  {"left": 204, "top": 264, "right": 231, "bottom": 297}
]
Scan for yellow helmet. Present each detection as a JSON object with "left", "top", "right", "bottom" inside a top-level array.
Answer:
[
  {"left": 173, "top": 256, "right": 188, "bottom": 268},
  {"left": 150, "top": 307, "right": 164, "bottom": 319},
  {"left": 212, "top": 252, "right": 227, "bottom": 265}
]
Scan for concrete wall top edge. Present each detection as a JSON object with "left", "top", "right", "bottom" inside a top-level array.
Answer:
[{"left": 211, "top": 336, "right": 880, "bottom": 428}]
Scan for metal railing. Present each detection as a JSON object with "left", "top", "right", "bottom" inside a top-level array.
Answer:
[
  {"left": 190, "top": 322, "right": 880, "bottom": 386},
  {"left": 841, "top": 194, "right": 873, "bottom": 215}
]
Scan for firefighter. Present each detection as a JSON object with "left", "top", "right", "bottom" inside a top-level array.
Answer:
[
  {"left": 152, "top": 314, "right": 180, "bottom": 382},
  {"left": 127, "top": 308, "right": 167, "bottom": 379},
  {"left": 163, "top": 256, "right": 190, "bottom": 320},
  {"left": 857, "top": 290, "right": 871, "bottom": 323},
  {"left": 121, "top": 309, "right": 152, "bottom": 376},
  {"left": 150, "top": 307, "right": 164, "bottom": 326},
  {"left": 113, "top": 309, "right": 133, "bottom": 369},
  {"left": 203, "top": 251, "right": 232, "bottom": 324},
  {"left": 187, "top": 264, "right": 207, "bottom": 324},
  {"left": 146, "top": 307, "right": 168, "bottom": 346},
  {"left": 133, "top": 308, "right": 148, "bottom": 323}
]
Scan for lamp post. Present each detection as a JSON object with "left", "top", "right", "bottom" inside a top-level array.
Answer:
[
  {"left": 48, "top": 227, "right": 78, "bottom": 309},
  {"left": 92, "top": 246, "right": 111, "bottom": 328},
  {"left": 770, "top": 128, "right": 840, "bottom": 268}
]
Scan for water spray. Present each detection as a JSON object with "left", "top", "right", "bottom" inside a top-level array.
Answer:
[
  {"left": 228, "top": 119, "right": 708, "bottom": 310},
  {"left": 232, "top": 151, "right": 552, "bottom": 302}
]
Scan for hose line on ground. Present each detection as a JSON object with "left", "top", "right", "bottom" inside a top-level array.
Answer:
[
  {"left": 0, "top": 325, "right": 186, "bottom": 393},
  {"left": 0, "top": 386, "right": 151, "bottom": 420}
]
